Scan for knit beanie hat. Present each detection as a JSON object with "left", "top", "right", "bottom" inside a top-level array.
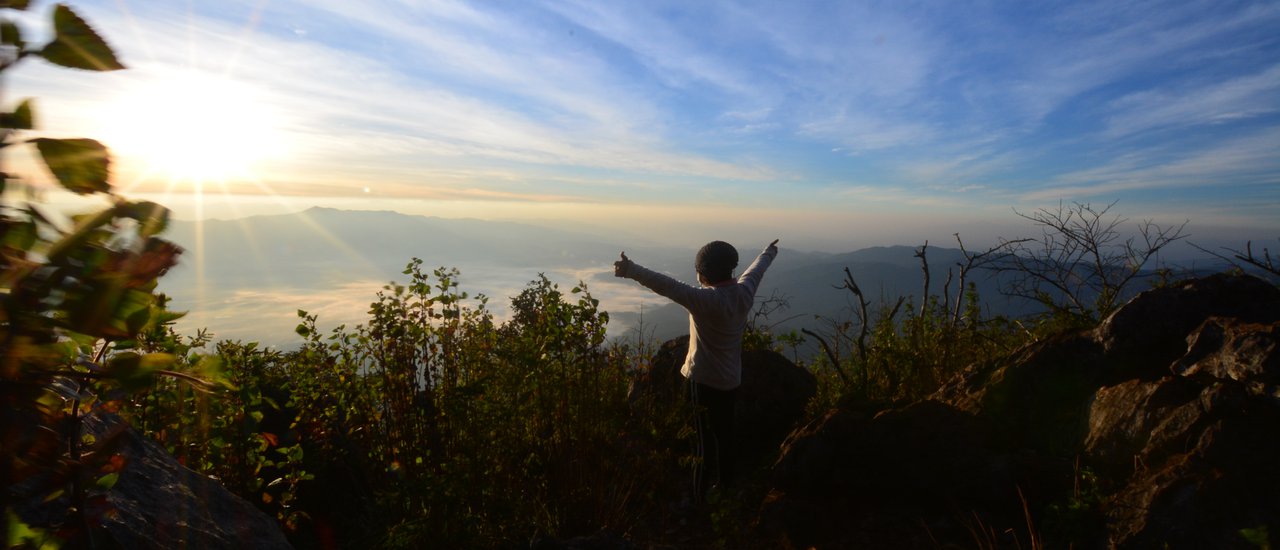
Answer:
[{"left": 695, "top": 241, "right": 738, "bottom": 283}]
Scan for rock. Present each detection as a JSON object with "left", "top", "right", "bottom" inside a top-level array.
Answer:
[
  {"left": 737, "top": 347, "right": 819, "bottom": 466},
  {"left": 1103, "top": 383, "right": 1280, "bottom": 548},
  {"left": 768, "top": 407, "right": 870, "bottom": 500},
  {"left": 529, "top": 528, "right": 638, "bottom": 550},
  {"left": 940, "top": 331, "right": 1106, "bottom": 455},
  {"left": 1173, "top": 317, "right": 1280, "bottom": 386},
  {"left": 764, "top": 274, "right": 1280, "bottom": 548},
  {"left": 763, "top": 400, "right": 1060, "bottom": 549},
  {"left": 626, "top": 337, "right": 690, "bottom": 408},
  {"left": 1094, "top": 273, "right": 1280, "bottom": 380},
  {"left": 627, "top": 335, "right": 817, "bottom": 472},
  {"left": 18, "top": 412, "right": 293, "bottom": 550}
]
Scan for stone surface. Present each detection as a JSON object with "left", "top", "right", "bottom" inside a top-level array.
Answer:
[
  {"left": 1173, "top": 317, "right": 1280, "bottom": 385},
  {"left": 763, "top": 397, "right": 1070, "bottom": 549},
  {"left": 953, "top": 332, "right": 1107, "bottom": 455},
  {"left": 763, "top": 273, "right": 1280, "bottom": 549},
  {"left": 19, "top": 412, "right": 293, "bottom": 550},
  {"left": 627, "top": 335, "right": 817, "bottom": 472},
  {"left": 1083, "top": 377, "right": 1202, "bottom": 477},
  {"left": 1103, "top": 387, "right": 1280, "bottom": 549},
  {"left": 1094, "top": 273, "right": 1280, "bottom": 379}
]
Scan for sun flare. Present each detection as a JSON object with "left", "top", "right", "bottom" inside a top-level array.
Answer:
[{"left": 97, "top": 71, "right": 286, "bottom": 185}]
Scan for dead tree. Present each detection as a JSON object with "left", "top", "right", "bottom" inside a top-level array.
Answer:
[
  {"left": 990, "top": 201, "right": 1187, "bottom": 323},
  {"left": 914, "top": 241, "right": 930, "bottom": 318},
  {"left": 951, "top": 233, "right": 1028, "bottom": 327}
]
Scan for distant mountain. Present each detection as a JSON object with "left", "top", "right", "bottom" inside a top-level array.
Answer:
[
  {"left": 159, "top": 208, "right": 688, "bottom": 345},
  {"left": 163, "top": 207, "right": 630, "bottom": 286},
  {"left": 156, "top": 208, "right": 1215, "bottom": 351},
  {"left": 602, "top": 244, "right": 1042, "bottom": 344}
]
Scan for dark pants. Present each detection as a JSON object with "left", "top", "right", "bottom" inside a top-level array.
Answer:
[{"left": 688, "top": 380, "right": 737, "bottom": 500}]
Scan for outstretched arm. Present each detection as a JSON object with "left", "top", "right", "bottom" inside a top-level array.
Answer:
[
  {"left": 613, "top": 250, "right": 701, "bottom": 308},
  {"left": 738, "top": 239, "right": 780, "bottom": 294}
]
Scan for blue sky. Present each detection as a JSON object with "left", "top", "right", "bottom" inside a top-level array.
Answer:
[{"left": 11, "top": 0, "right": 1280, "bottom": 250}]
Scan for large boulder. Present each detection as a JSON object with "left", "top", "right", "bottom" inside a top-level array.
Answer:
[
  {"left": 1086, "top": 314, "right": 1280, "bottom": 548},
  {"left": 762, "top": 400, "right": 1055, "bottom": 549},
  {"left": 763, "top": 273, "right": 1280, "bottom": 548},
  {"left": 1094, "top": 272, "right": 1280, "bottom": 380},
  {"left": 16, "top": 412, "right": 293, "bottom": 550},
  {"left": 941, "top": 332, "right": 1107, "bottom": 455},
  {"left": 627, "top": 335, "right": 817, "bottom": 474},
  {"left": 1097, "top": 381, "right": 1280, "bottom": 548}
]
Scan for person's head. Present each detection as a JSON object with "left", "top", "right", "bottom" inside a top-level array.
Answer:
[{"left": 695, "top": 241, "right": 738, "bottom": 285}]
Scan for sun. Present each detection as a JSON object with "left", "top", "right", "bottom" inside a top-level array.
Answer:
[{"left": 98, "top": 71, "right": 286, "bottom": 184}]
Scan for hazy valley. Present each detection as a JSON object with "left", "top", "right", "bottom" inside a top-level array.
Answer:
[{"left": 159, "top": 207, "right": 1056, "bottom": 350}]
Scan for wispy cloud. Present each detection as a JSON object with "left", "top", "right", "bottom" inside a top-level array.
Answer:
[
  {"left": 1024, "top": 126, "right": 1280, "bottom": 203},
  {"left": 1103, "top": 64, "right": 1280, "bottom": 138},
  {"left": 13, "top": 0, "right": 1280, "bottom": 245}
]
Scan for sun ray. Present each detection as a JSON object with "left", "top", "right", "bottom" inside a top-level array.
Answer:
[{"left": 86, "top": 2, "right": 397, "bottom": 332}]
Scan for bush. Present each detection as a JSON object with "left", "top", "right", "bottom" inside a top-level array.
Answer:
[{"left": 132, "top": 261, "right": 685, "bottom": 548}]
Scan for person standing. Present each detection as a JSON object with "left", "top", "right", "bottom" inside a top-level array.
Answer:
[{"left": 614, "top": 239, "right": 779, "bottom": 500}]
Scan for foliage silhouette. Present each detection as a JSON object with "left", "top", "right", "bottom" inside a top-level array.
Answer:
[
  {"left": 1, "top": 2, "right": 212, "bottom": 547},
  {"left": 142, "top": 262, "right": 684, "bottom": 547}
]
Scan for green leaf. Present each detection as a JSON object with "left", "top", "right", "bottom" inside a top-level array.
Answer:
[
  {"left": 95, "top": 472, "right": 120, "bottom": 490},
  {"left": 154, "top": 308, "right": 187, "bottom": 325},
  {"left": 116, "top": 200, "right": 170, "bottom": 237},
  {"left": 1, "top": 218, "right": 36, "bottom": 251},
  {"left": 104, "top": 351, "right": 174, "bottom": 391},
  {"left": 124, "top": 299, "right": 153, "bottom": 334},
  {"left": 6, "top": 509, "right": 59, "bottom": 550},
  {"left": 116, "top": 288, "right": 156, "bottom": 334},
  {"left": 0, "top": 99, "right": 35, "bottom": 129},
  {"left": 45, "top": 205, "right": 116, "bottom": 264},
  {"left": 0, "top": 1, "right": 32, "bottom": 10},
  {"left": 32, "top": 137, "right": 110, "bottom": 194},
  {"left": 1239, "top": 525, "right": 1269, "bottom": 547},
  {"left": 1, "top": 20, "right": 23, "bottom": 49},
  {"left": 38, "top": 4, "right": 125, "bottom": 71}
]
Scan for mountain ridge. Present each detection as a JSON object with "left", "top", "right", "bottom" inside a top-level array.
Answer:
[{"left": 155, "top": 208, "right": 1198, "bottom": 349}]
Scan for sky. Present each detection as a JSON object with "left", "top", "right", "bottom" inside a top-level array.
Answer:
[{"left": 8, "top": 0, "right": 1280, "bottom": 252}]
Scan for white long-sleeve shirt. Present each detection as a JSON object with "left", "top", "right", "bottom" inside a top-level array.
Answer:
[{"left": 621, "top": 245, "right": 777, "bottom": 390}]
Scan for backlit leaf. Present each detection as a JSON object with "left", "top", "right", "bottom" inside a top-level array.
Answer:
[
  {"left": 32, "top": 137, "right": 110, "bottom": 194},
  {"left": 0, "top": 99, "right": 34, "bottom": 129},
  {"left": 0, "top": 20, "right": 22, "bottom": 48},
  {"left": 105, "top": 238, "right": 182, "bottom": 288},
  {"left": 104, "top": 351, "right": 174, "bottom": 391},
  {"left": 116, "top": 200, "right": 170, "bottom": 237},
  {"left": 38, "top": 4, "right": 124, "bottom": 71},
  {"left": 1, "top": 219, "right": 36, "bottom": 250},
  {"left": 95, "top": 472, "right": 119, "bottom": 490}
]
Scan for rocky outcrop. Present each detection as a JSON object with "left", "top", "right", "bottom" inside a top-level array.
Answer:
[
  {"left": 1094, "top": 272, "right": 1280, "bottom": 380},
  {"left": 628, "top": 335, "right": 817, "bottom": 474},
  {"left": 16, "top": 412, "right": 293, "bottom": 550},
  {"left": 763, "top": 273, "right": 1280, "bottom": 549}
]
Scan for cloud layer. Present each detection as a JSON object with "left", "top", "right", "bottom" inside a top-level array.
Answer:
[{"left": 10, "top": 0, "right": 1279, "bottom": 244}]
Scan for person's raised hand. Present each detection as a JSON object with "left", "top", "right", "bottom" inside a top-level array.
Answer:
[
  {"left": 767, "top": 239, "right": 779, "bottom": 256},
  {"left": 614, "top": 251, "right": 632, "bottom": 277}
]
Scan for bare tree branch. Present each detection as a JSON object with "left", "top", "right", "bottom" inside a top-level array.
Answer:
[
  {"left": 952, "top": 233, "right": 1028, "bottom": 326},
  {"left": 991, "top": 201, "right": 1187, "bottom": 324},
  {"left": 801, "top": 328, "right": 851, "bottom": 387},
  {"left": 1190, "top": 238, "right": 1280, "bottom": 280},
  {"left": 914, "top": 241, "right": 930, "bottom": 318},
  {"left": 835, "top": 266, "right": 872, "bottom": 365}
]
